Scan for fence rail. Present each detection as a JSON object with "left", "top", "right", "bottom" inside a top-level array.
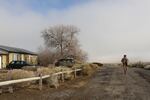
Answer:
[{"left": 0, "top": 68, "right": 82, "bottom": 93}]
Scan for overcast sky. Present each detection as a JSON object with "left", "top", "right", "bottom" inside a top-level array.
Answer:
[{"left": 0, "top": 0, "right": 150, "bottom": 63}]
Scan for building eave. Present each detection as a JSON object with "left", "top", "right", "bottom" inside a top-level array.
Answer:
[{"left": 0, "top": 45, "right": 37, "bottom": 56}]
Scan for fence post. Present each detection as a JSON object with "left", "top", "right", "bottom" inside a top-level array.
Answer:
[
  {"left": 74, "top": 67, "right": 77, "bottom": 78},
  {"left": 8, "top": 86, "right": 13, "bottom": 93},
  {"left": 39, "top": 74, "right": 43, "bottom": 91},
  {"left": 0, "top": 87, "right": 2, "bottom": 94},
  {"left": 8, "top": 71, "right": 13, "bottom": 93},
  {"left": 61, "top": 70, "right": 64, "bottom": 82}
]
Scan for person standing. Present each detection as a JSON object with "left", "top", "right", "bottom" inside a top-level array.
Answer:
[{"left": 121, "top": 55, "right": 128, "bottom": 75}]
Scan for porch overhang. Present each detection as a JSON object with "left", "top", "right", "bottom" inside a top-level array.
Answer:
[{"left": 0, "top": 50, "right": 8, "bottom": 55}]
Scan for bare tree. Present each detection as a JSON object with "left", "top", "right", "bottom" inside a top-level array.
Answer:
[
  {"left": 38, "top": 47, "right": 57, "bottom": 66},
  {"left": 40, "top": 24, "right": 88, "bottom": 65},
  {"left": 42, "top": 25, "right": 79, "bottom": 58}
]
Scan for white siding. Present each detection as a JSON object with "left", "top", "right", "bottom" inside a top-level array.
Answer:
[
  {"left": 0, "top": 56, "right": 1, "bottom": 69},
  {"left": 14, "top": 54, "right": 17, "bottom": 60},
  {"left": 21, "top": 54, "right": 25, "bottom": 61}
]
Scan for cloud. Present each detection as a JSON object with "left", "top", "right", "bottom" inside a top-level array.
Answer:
[{"left": 0, "top": 0, "right": 150, "bottom": 62}]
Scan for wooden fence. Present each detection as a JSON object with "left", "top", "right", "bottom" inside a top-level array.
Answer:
[{"left": 0, "top": 68, "right": 82, "bottom": 93}]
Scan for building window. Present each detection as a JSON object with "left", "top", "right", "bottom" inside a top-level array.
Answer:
[{"left": 14, "top": 54, "right": 17, "bottom": 60}]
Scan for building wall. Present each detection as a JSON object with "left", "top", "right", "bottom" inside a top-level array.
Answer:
[
  {"left": 0, "top": 52, "right": 38, "bottom": 69},
  {"left": 21, "top": 54, "right": 25, "bottom": 61},
  {"left": 29, "top": 55, "right": 38, "bottom": 65},
  {"left": 24, "top": 54, "right": 29, "bottom": 64},
  {"left": 0, "top": 56, "right": 2, "bottom": 69},
  {"left": 24, "top": 54, "right": 38, "bottom": 65},
  {"left": 9, "top": 53, "right": 14, "bottom": 63},
  {"left": 2, "top": 55, "right": 7, "bottom": 68}
]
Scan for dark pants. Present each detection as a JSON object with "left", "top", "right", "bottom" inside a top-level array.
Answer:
[
  {"left": 122, "top": 62, "right": 127, "bottom": 74},
  {"left": 123, "top": 62, "right": 128, "bottom": 66}
]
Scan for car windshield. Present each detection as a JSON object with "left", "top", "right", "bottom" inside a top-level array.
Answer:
[
  {"left": 10, "top": 61, "right": 20, "bottom": 64},
  {"left": 21, "top": 61, "right": 26, "bottom": 64},
  {"left": 10, "top": 61, "right": 16, "bottom": 64}
]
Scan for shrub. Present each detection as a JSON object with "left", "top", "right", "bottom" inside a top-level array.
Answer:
[
  {"left": 81, "top": 63, "right": 94, "bottom": 76},
  {"left": 72, "top": 63, "right": 99, "bottom": 76},
  {"left": 37, "top": 67, "right": 72, "bottom": 88},
  {"left": 92, "top": 62, "right": 103, "bottom": 67},
  {"left": 144, "top": 65, "right": 150, "bottom": 70},
  {"left": 89, "top": 63, "right": 99, "bottom": 70},
  {"left": 37, "top": 67, "right": 59, "bottom": 88},
  {"left": 52, "top": 67, "right": 73, "bottom": 80},
  {"left": 130, "top": 62, "right": 145, "bottom": 68},
  {"left": 127, "top": 64, "right": 132, "bottom": 67},
  {"left": 46, "top": 75, "right": 59, "bottom": 88},
  {"left": 64, "top": 72, "right": 74, "bottom": 80}
]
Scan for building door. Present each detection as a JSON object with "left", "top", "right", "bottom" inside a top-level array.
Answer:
[{"left": 0, "top": 56, "right": 1, "bottom": 69}]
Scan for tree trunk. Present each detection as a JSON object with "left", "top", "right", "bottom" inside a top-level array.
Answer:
[{"left": 60, "top": 44, "right": 63, "bottom": 58}]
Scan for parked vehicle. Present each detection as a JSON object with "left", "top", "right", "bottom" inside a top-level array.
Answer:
[
  {"left": 92, "top": 62, "right": 103, "bottom": 66},
  {"left": 55, "top": 58, "right": 75, "bottom": 67},
  {"left": 6, "top": 61, "right": 32, "bottom": 69}
]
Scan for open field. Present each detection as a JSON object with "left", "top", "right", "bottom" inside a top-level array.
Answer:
[{"left": 0, "top": 65, "right": 150, "bottom": 100}]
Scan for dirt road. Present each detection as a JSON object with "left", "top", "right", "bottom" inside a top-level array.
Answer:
[{"left": 0, "top": 66, "right": 150, "bottom": 100}]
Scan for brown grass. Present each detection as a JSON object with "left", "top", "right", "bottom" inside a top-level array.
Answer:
[
  {"left": 46, "top": 75, "right": 59, "bottom": 88},
  {"left": 0, "top": 73, "right": 8, "bottom": 82},
  {"left": 37, "top": 67, "right": 73, "bottom": 88},
  {"left": 22, "top": 66, "right": 40, "bottom": 71},
  {"left": 8, "top": 70, "right": 35, "bottom": 80},
  {"left": 89, "top": 63, "right": 99, "bottom": 70},
  {"left": 81, "top": 63, "right": 94, "bottom": 76},
  {"left": 0, "top": 70, "right": 35, "bottom": 88},
  {"left": 72, "top": 64, "right": 82, "bottom": 69},
  {"left": 37, "top": 67, "right": 54, "bottom": 75},
  {"left": 0, "top": 63, "right": 98, "bottom": 88},
  {"left": 130, "top": 62, "right": 145, "bottom": 68}
]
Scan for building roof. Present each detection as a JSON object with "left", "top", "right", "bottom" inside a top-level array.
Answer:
[
  {"left": 0, "top": 45, "right": 37, "bottom": 55},
  {"left": 0, "top": 50, "right": 8, "bottom": 55}
]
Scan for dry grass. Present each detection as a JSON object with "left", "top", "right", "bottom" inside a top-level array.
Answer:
[
  {"left": 72, "top": 63, "right": 99, "bottom": 76},
  {"left": 22, "top": 66, "right": 40, "bottom": 72},
  {"left": 64, "top": 71, "right": 74, "bottom": 80},
  {"left": 53, "top": 67, "right": 71, "bottom": 72},
  {"left": 89, "top": 63, "right": 99, "bottom": 70},
  {"left": 37, "top": 67, "right": 73, "bottom": 88},
  {"left": 53, "top": 67, "right": 74, "bottom": 80},
  {"left": 0, "top": 63, "right": 98, "bottom": 88},
  {"left": 46, "top": 75, "right": 59, "bottom": 88},
  {"left": 144, "top": 65, "right": 150, "bottom": 70},
  {"left": 130, "top": 62, "right": 145, "bottom": 68},
  {"left": 37, "top": 67, "right": 54, "bottom": 75},
  {"left": 0, "top": 69, "right": 35, "bottom": 82},
  {"left": 37, "top": 67, "right": 72, "bottom": 75},
  {"left": 72, "top": 64, "right": 82, "bottom": 69},
  {"left": 0, "top": 73, "right": 8, "bottom": 82},
  {"left": 92, "top": 62, "right": 103, "bottom": 67},
  {"left": 1, "top": 70, "right": 35, "bottom": 87},
  {"left": 36, "top": 67, "right": 58, "bottom": 88},
  {"left": 81, "top": 63, "right": 95, "bottom": 76},
  {"left": 83, "top": 63, "right": 100, "bottom": 76},
  {"left": 8, "top": 70, "right": 35, "bottom": 80}
]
